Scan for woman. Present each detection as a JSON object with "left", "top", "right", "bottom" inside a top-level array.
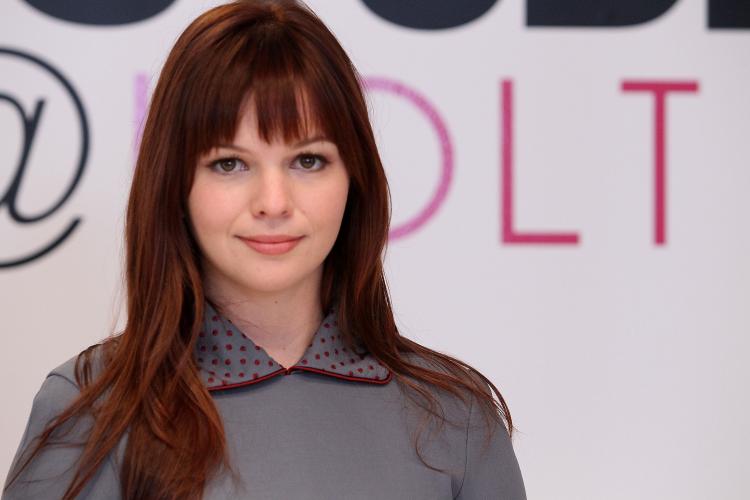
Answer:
[{"left": 3, "top": 1, "right": 526, "bottom": 498}]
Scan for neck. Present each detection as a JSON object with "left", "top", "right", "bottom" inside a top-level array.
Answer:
[{"left": 204, "top": 269, "right": 324, "bottom": 368}]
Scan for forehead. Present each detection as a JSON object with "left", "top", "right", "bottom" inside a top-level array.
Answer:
[{"left": 231, "top": 89, "right": 326, "bottom": 146}]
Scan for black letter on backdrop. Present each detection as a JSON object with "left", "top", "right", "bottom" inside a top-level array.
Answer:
[
  {"left": 361, "top": 0, "right": 499, "bottom": 29},
  {"left": 527, "top": 0, "right": 679, "bottom": 27},
  {"left": 24, "top": 0, "right": 175, "bottom": 26},
  {"left": 0, "top": 48, "right": 88, "bottom": 268},
  {"left": 709, "top": 0, "right": 750, "bottom": 28}
]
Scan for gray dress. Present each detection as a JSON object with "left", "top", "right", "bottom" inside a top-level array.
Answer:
[{"left": 3, "top": 302, "right": 526, "bottom": 499}]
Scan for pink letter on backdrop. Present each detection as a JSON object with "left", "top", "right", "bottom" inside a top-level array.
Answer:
[
  {"left": 621, "top": 80, "right": 699, "bottom": 245},
  {"left": 364, "top": 77, "right": 454, "bottom": 241},
  {"left": 500, "top": 79, "right": 579, "bottom": 245}
]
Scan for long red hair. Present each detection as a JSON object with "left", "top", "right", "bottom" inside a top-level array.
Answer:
[{"left": 4, "top": 1, "right": 515, "bottom": 498}]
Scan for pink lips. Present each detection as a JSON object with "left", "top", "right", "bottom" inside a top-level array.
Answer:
[{"left": 239, "top": 235, "right": 303, "bottom": 255}]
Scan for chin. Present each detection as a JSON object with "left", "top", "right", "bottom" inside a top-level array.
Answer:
[{"left": 206, "top": 257, "right": 321, "bottom": 297}]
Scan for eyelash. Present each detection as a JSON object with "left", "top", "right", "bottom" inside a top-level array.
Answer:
[{"left": 209, "top": 152, "right": 330, "bottom": 175}]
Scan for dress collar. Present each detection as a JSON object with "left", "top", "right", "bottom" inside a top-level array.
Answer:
[{"left": 195, "top": 300, "right": 393, "bottom": 391}]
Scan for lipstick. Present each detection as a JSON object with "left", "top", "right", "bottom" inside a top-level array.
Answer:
[{"left": 238, "top": 235, "right": 303, "bottom": 255}]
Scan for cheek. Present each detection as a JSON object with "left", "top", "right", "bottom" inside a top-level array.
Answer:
[
  {"left": 313, "top": 176, "right": 349, "bottom": 233},
  {"left": 295, "top": 186, "right": 343, "bottom": 239},
  {"left": 188, "top": 180, "right": 239, "bottom": 240}
]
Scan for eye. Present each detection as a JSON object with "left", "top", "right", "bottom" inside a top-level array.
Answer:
[
  {"left": 210, "top": 157, "right": 247, "bottom": 175},
  {"left": 293, "top": 152, "right": 330, "bottom": 171}
]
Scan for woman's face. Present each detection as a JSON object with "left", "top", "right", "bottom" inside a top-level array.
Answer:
[{"left": 187, "top": 101, "right": 350, "bottom": 300}]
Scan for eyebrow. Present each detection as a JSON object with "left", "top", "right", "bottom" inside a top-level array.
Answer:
[{"left": 215, "top": 135, "right": 331, "bottom": 153}]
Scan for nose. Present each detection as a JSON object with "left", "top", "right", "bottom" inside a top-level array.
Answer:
[{"left": 249, "top": 167, "right": 292, "bottom": 219}]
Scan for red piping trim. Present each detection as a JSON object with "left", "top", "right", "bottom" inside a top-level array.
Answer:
[
  {"left": 207, "top": 365, "right": 393, "bottom": 392},
  {"left": 208, "top": 368, "right": 287, "bottom": 391},
  {"left": 292, "top": 366, "right": 393, "bottom": 385}
]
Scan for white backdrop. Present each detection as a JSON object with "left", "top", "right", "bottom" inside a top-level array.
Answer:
[{"left": 1, "top": 1, "right": 749, "bottom": 499}]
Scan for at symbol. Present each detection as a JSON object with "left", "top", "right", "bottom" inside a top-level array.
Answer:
[{"left": 0, "top": 48, "right": 89, "bottom": 268}]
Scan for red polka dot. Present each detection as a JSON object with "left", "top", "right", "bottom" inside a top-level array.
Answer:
[
  {"left": 252, "top": 373, "right": 258, "bottom": 379},
  {"left": 330, "top": 364, "right": 336, "bottom": 369},
  {"left": 324, "top": 323, "right": 330, "bottom": 328},
  {"left": 224, "top": 372, "right": 230, "bottom": 378},
  {"left": 330, "top": 334, "right": 335, "bottom": 340},
  {"left": 239, "top": 372, "right": 245, "bottom": 377},
  {"left": 334, "top": 349, "right": 339, "bottom": 355},
  {"left": 357, "top": 368, "right": 363, "bottom": 373},
  {"left": 254, "top": 359, "right": 260, "bottom": 365},
  {"left": 349, "top": 358, "right": 355, "bottom": 364},
  {"left": 240, "top": 345, "right": 247, "bottom": 352},
  {"left": 324, "top": 351, "right": 329, "bottom": 357},
  {"left": 226, "top": 330, "right": 233, "bottom": 336},
  {"left": 348, "top": 371, "right": 353, "bottom": 376},
  {"left": 212, "top": 329, "right": 218, "bottom": 336},
  {"left": 211, "top": 315, "right": 218, "bottom": 321},
  {"left": 267, "top": 360, "right": 273, "bottom": 366},
  {"left": 315, "top": 354, "right": 320, "bottom": 360},
  {"left": 211, "top": 359, "right": 218, "bottom": 365},
  {"left": 368, "top": 365, "right": 374, "bottom": 370},
  {"left": 225, "top": 344, "right": 233, "bottom": 350},
  {"left": 301, "top": 359, "right": 308, "bottom": 365},
  {"left": 240, "top": 359, "right": 247, "bottom": 365},
  {"left": 320, "top": 338, "right": 326, "bottom": 343},
  {"left": 224, "top": 359, "right": 231, "bottom": 365},
  {"left": 339, "top": 361, "right": 345, "bottom": 366},
  {"left": 208, "top": 377, "right": 214, "bottom": 383},
  {"left": 208, "top": 370, "right": 215, "bottom": 376},
  {"left": 212, "top": 346, "right": 218, "bottom": 352},
  {"left": 254, "top": 346, "right": 261, "bottom": 351}
]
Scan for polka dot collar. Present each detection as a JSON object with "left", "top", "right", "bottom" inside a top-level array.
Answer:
[{"left": 194, "top": 300, "right": 393, "bottom": 391}]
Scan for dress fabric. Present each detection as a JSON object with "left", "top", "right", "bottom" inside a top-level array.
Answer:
[{"left": 2, "top": 301, "right": 527, "bottom": 499}]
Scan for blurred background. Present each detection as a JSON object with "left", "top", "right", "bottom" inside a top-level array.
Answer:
[{"left": 1, "top": 1, "right": 749, "bottom": 498}]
